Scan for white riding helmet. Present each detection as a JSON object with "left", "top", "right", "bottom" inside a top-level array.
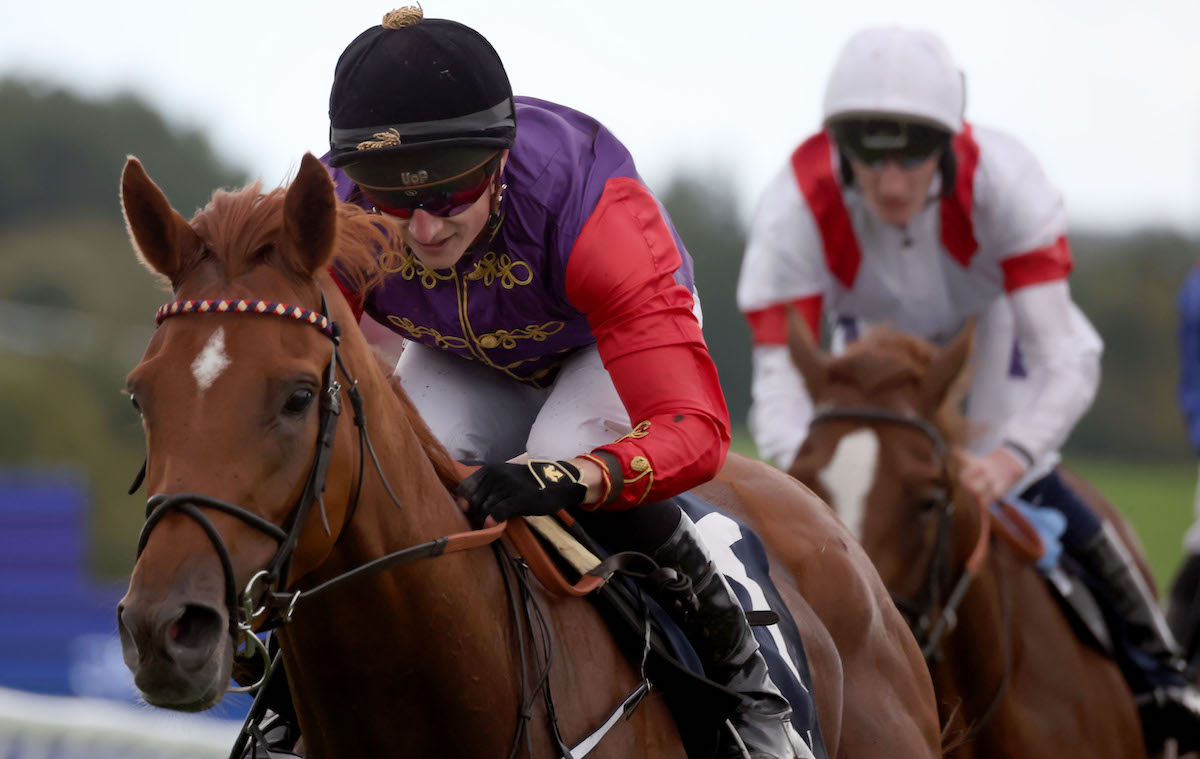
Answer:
[{"left": 822, "top": 27, "right": 965, "bottom": 134}]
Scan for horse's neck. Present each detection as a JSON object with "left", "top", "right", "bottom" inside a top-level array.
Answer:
[{"left": 279, "top": 357, "right": 524, "bottom": 754}]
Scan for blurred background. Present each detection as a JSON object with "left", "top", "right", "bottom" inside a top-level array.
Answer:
[{"left": 0, "top": 0, "right": 1197, "bottom": 755}]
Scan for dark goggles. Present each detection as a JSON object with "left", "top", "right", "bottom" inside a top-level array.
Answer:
[
  {"left": 831, "top": 119, "right": 952, "bottom": 170},
  {"left": 355, "top": 151, "right": 502, "bottom": 220}
]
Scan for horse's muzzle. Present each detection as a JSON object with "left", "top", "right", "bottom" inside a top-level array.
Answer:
[{"left": 117, "top": 591, "right": 233, "bottom": 711}]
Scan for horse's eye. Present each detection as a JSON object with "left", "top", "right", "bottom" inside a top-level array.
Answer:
[
  {"left": 917, "top": 487, "right": 948, "bottom": 514},
  {"left": 283, "top": 389, "right": 315, "bottom": 416},
  {"left": 129, "top": 394, "right": 141, "bottom": 413}
]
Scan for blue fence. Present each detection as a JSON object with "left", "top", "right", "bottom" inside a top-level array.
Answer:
[
  {"left": 0, "top": 470, "right": 251, "bottom": 719},
  {"left": 0, "top": 470, "right": 129, "bottom": 698}
]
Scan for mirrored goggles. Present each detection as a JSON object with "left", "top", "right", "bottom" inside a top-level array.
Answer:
[
  {"left": 832, "top": 119, "right": 951, "bottom": 170},
  {"left": 359, "top": 152, "right": 502, "bottom": 220}
]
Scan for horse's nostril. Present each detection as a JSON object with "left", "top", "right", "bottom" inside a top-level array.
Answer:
[{"left": 172, "top": 604, "right": 224, "bottom": 652}]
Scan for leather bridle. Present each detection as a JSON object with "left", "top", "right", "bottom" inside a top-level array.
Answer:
[
  {"left": 808, "top": 406, "right": 1013, "bottom": 741},
  {"left": 130, "top": 295, "right": 506, "bottom": 689},
  {"left": 808, "top": 407, "right": 976, "bottom": 659}
]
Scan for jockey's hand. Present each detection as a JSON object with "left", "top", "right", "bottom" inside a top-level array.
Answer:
[
  {"left": 456, "top": 459, "right": 587, "bottom": 526},
  {"left": 954, "top": 447, "right": 1027, "bottom": 509}
]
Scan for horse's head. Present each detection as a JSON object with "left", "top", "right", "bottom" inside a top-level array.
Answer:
[
  {"left": 116, "top": 154, "right": 390, "bottom": 709},
  {"left": 786, "top": 316, "right": 976, "bottom": 615}
]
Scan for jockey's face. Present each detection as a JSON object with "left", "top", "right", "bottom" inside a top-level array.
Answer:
[
  {"left": 849, "top": 155, "right": 940, "bottom": 227},
  {"left": 398, "top": 179, "right": 496, "bottom": 270}
]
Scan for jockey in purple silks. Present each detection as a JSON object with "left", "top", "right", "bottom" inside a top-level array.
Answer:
[{"left": 245, "top": 7, "right": 808, "bottom": 759}]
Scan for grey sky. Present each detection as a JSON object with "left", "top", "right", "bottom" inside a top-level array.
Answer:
[{"left": 3, "top": 0, "right": 1197, "bottom": 234}]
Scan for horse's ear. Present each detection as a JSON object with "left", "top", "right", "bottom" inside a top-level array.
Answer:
[
  {"left": 121, "top": 156, "right": 203, "bottom": 288},
  {"left": 918, "top": 318, "right": 975, "bottom": 415},
  {"left": 786, "top": 307, "right": 828, "bottom": 399},
  {"left": 283, "top": 153, "right": 338, "bottom": 278}
]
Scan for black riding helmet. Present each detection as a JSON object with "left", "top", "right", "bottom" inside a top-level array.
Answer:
[{"left": 328, "top": 6, "right": 516, "bottom": 192}]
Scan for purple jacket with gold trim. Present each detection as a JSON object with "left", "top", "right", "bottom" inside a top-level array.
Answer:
[{"left": 326, "top": 96, "right": 695, "bottom": 388}]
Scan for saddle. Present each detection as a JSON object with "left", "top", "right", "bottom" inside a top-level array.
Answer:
[{"left": 991, "top": 499, "right": 1112, "bottom": 655}]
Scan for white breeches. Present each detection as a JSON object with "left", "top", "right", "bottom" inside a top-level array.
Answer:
[{"left": 394, "top": 342, "right": 632, "bottom": 464}]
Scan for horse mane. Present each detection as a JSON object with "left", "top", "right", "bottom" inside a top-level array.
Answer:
[
  {"left": 192, "top": 183, "right": 461, "bottom": 494},
  {"left": 833, "top": 326, "right": 970, "bottom": 444},
  {"left": 189, "top": 181, "right": 395, "bottom": 297}
]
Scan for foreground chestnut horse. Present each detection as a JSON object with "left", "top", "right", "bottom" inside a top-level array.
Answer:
[
  {"left": 786, "top": 323, "right": 1150, "bottom": 758},
  {"left": 115, "top": 153, "right": 940, "bottom": 758}
]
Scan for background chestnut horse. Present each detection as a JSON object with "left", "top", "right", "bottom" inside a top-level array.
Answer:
[
  {"left": 115, "top": 153, "right": 941, "bottom": 758},
  {"left": 785, "top": 321, "right": 1153, "bottom": 758}
]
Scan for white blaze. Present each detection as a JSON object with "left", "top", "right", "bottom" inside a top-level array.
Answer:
[
  {"left": 817, "top": 429, "right": 879, "bottom": 541},
  {"left": 191, "top": 327, "right": 231, "bottom": 392}
]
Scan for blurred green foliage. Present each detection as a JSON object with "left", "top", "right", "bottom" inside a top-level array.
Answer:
[
  {"left": 1, "top": 75, "right": 1196, "bottom": 584},
  {"left": 0, "top": 78, "right": 246, "bottom": 577},
  {"left": 0, "top": 78, "right": 244, "bottom": 229}
]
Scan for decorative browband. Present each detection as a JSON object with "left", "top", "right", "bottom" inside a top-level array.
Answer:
[{"left": 155, "top": 299, "right": 336, "bottom": 339}]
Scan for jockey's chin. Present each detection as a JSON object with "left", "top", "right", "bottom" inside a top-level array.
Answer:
[{"left": 397, "top": 193, "right": 493, "bottom": 270}]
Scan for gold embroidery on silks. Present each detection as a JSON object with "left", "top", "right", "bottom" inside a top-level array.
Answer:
[
  {"left": 465, "top": 252, "right": 533, "bottom": 289},
  {"left": 385, "top": 316, "right": 470, "bottom": 350},
  {"left": 475, "top": 322, "right": 565, "bottom": 350},
  {"left": 380, "top": 248, "right": 453, "bottom": 289},
  {"left": 377, "top": 247, "right": 572, "bottom": 387},
  {"left": 614, "top": 421, "right": 652, "bottom": 442}
]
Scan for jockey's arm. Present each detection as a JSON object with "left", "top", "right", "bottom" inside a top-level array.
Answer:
[
  {"left": 746, "top": 344, "right": 816, "bottom": 470},
  {"left": 959, "top": 130, "right": 1100, "bottom": 502},
  {"left": 737, "top": 161, "right": 830, "bottom": 469},
  {"left": 565, "top": 178, "right": 731, "bottom": 509},
  {"left": 957, "top": 280, "right": 1101, "bottom": 505},
  {"left": 741, "top": 295, "right": 823, "bottom": 470},
  {"left": 998, "top": 279, "right": 1102, "bottom": 470}
]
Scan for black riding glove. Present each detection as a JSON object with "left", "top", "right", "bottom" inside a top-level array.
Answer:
[{"left": 456, "top": 459, "right": 588, "bottom": 524}]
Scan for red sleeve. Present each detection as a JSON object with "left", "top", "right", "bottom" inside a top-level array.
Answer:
[
  {"left": 744, "top": 295, "right": 823, "bottom": 344},
  {"left": 1000, "top": 235, "right": 1073, "bottom": 292},
  {"left": 329, "top": 267, "right": 364, "bottom": 321},
  {"left": 565, "top": 177, "right": 731, "bottom": 509}
]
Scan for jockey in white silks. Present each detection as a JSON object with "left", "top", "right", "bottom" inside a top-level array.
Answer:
[{"left": 736, "top": 25, "right": 1200, "bottom": 754}]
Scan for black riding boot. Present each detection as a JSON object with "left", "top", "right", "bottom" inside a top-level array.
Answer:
[
  {"left": 653, "top": 514, "right": 808, "bottom": 759},
  {"left": 1080, "top": 522, "right": 1200, "bottom": 753}
]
